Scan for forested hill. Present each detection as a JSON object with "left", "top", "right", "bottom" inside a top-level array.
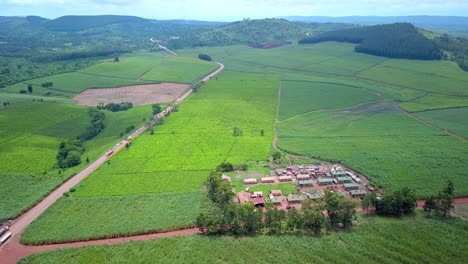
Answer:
[
  {"left": 45, "top": 15, "right": 148, "bottom": 31},
  {"left": 166, "top": 18, "right": 354, "bottom": 49},
  {"left": 299, "top": 23, "right": 442, "bottom": 60}
]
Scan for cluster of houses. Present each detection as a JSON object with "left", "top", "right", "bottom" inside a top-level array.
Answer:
[{"left": 232, "top": 163, "right": 373, "bottom": 209}]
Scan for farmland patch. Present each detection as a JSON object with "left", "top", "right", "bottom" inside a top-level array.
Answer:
[{"left": 73, "top": 83, "right": 189, "bottom": 106}]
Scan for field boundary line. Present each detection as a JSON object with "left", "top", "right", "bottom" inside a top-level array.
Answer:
[
  {"left": 397, "top": 106, "right": 467, "bottom": 142},
  {"left": 408, "top": 105, "right": 468, "bottom": 114}
]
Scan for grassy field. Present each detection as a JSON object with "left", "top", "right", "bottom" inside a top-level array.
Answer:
[
  {"left": 277, "top": 101, "right": 468, "bottom": 197},
  {"left": 22, "top": 70, "right": 279, "bottom": 242},
  {"left": 400, "top": 94, "right": 468, "bottom": 112},
  {"left": 0, "top": 102, "right": 151, "bottom": 220},
  {"left": 248, "top": 183, "right": 298, "bottom": 196},
  {"left": 279, "top": 80, "right": 380, "bottom": 120},
  {"left": 21, "top": 191, "right": 204, "bottom": 244},
  {"left": 2, "top": 53, "right": 218, "bottom": 97},
  {"left": 415, "top": 107, "right": 468, "bottom": 138},
  {"left": 20, "top": 213, "right": 468, "bottom": 263}
]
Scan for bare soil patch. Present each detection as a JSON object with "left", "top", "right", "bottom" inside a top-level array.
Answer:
[{"left": 73, "top": 83, "right": 189, "bottom": 106}]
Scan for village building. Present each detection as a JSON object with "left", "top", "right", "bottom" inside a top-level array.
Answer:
[
  {"left": 337, "top": 176, "right": 352, "bottom": 183},
  {"left": 331, "top": 170, "right": 348, "bottom": 177},
  {"left": 251, "top": 191, "right": 263, "bottom": 198},
  {"left": 287, "top": 194, "right": 305, "bottom": 204},
  {"left": 318, "top": 177, "right": 334, "bottom": 186},
  {"left": 237, "top": 192, "right": 251, "bottom": 204},
  {"left": 350, "top": 189, "right": 367, "bottom": 197},
  {"left": 270, "top": 190, "right": 282, "bottom": 197},
  {"left": 275, "top": 169, "right": 283, "bottom": 176},
  {"left": 279, "top": 175, "right": 293, "bottom": 182},
  {"left": 271, "top": 197, "right": 283, "bottom": 205},
  {"left": 304, "top": 191, "right": 323, "bottom": 200},
  {"left": 298, "top": 179, "right": 314, "bottom": 187},
  {"left": 244, "top": 178, "right": 257, "bottom": 185},
  {"left": 297, "top": 174, "right": 310, "bottom": 180},
  {"left": 261, "top": 177, "right": 275, "bottom": 183},
  {"left": 221, "top": 174, "right": 231, "bottom": 182},
  {"left": 344, "top": 183, "right": 360, "bottom": 190},
  {"left": 253, "top": 197, "right": 266, "bottom": 207}
]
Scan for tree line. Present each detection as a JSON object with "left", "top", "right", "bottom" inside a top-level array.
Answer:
[
  {"left": 97, "top": 102, "right": 133, "bottom": 112},
  {"left": 56, "top": 108, "right": 106, "bottom": 168},
  {"left": 299, "top": 23, "right": 442, "bottom": 60}
]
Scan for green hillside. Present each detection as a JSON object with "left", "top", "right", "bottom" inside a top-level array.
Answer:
[{"left": 46, "top": 15, "right": 147, "bottom": 31}]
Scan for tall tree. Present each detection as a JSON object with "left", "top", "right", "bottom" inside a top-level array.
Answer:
[
  {"left": 423, "top": 196, "right": 437, "bottom": 217},
  {"left": 437, "top": 179, "right": 455, "bottom": 217},
  {"left": 27, "top": 84, "right": 33, "bottom": 93}
]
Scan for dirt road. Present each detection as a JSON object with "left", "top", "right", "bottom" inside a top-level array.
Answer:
[{"left": 0, "top": 62, "right": 224, "bottom": 263}]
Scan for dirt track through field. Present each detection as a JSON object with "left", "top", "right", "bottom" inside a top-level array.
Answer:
[
  {"left": 398, "top": 106, "right": 467, "bottom": 142},
  {"left": 0, "top": 62, "right": 224, "bottom": 264},
  {"left": 73, "top": 83, "right": 189, "bottom": 106}
]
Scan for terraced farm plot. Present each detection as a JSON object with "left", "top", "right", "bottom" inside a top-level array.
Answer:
[
  {"left": 19, "top": 214, "right": 468, "bottom": 264},
  {"left": 277, "top": 101, "right": 468, "bottom": 197},
  {"left": 22, "top": 70, "right": 279, "bottom": 243},
  {"left": 415, "top": 107, "right": 468, "bottom": 138},
  {"left": 279, "top": 80, "right": 380, "bottom": 120}
]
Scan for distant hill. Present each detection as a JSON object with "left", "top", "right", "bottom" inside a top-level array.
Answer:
[
  {"left": 299, "top": 23, "right": 442, "bottom": 60},
  {"left": 282, "top": 16, "right": 468, "bottom": 36},
  {"left": 45, "top": 15, "right": 148, "bottom": 31},
  {"left": 166, "top": 18, "right": 355, "bottom": 49}
]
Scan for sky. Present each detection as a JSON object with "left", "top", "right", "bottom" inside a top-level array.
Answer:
[{"left": 0, "top": 0, "right": 467, "bottom": 21}]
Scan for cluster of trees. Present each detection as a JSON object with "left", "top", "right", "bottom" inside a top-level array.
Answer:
[
  {"left": 216, "top": 161, "right": 247, "bottom": 172},
  {"left": 78, "top": 109, "right": 106, "bottom": 141},
  {"left": 232, "top": 127, "right": 243, "bottom": 137},
  {"left": 299, "top": 23, "right": 442, "bottom": 60},
  {"left": 196, "top": 171, "right": 358, "bottom": 236},
  {"left": 56, "top": 109, "right": 106, "bottom": 168},
  {"left": 97, "top": 102, "right": 133, "bottom": 112},
  {"left": 198, "top": 54, "right": 212, "bottom": 61},
  {"left": 191, "top": 82, "right": 203, "bottom": 92},
  {"left": 367, "top": 188, "right": 417, "bottom": 216},
  {"left": 56, "top": 140, "right": 84, "bottom": 168},
  {"left": 41, "top": 82, "right": 54, "bottom": 88},
  {"left": 152, "top": 104, "right": 162, "bottom": 115},
  {"left": 423, "top": 179, "right": 455, "bottom": 217},
  {"left": 435, "top": 34, "right": 468, "bottom": 71}
]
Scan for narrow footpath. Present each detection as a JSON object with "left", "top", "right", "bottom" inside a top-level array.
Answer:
[{"left": 0, "top": 62, "right": 224, "bottom": 264}]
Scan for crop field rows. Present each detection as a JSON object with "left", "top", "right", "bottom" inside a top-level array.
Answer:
[
  {"left": 21, "top": 70, "right": 280, "bottom": 244},
  {"left": 20, "top": 213, "right": 468, "bottom": 263}
]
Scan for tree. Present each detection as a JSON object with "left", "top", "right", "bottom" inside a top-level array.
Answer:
[
  {"left": 260, "top": 129, "right": 264, "bottom": 136},
  {"left": 86, "top": 157, "right": 89, "bottom": 164},
  {"left": 149, "top": 128, "right": 154, "bottom": 135},
  {"left": 27, "top": 84, "right": 33, "bottom": 93},
  {"left": 265, "top": 207, "right": 286, "bottom": 234},
  {"left": 437, "top": 179, "right": 454, "bottom": 217},
  {"left": 241, "top": 203, "right": 263, "bottom": 234},
  {"left": 216, "top": 162, "right": 234, "bottom": 172},
  {"left": 339, "top": 198, "right": 357, "bottom": 227},
  {"left": 233, "top": 127, "right": 242, "bottom": 137},
  {"left": 272, "top": 151, "right": 282, "bottom": 162},
  {"left": 423, "top": 196, "right": 437, "bottom": 217},
  {"left": 286, "top": 207, "right": 303, "bottom": 232},
  {"left": 114, "top": 57, "right": 120, "bottom": 62},
  {"left": 152, "top": 104, "right": 162, "bottom": 115},
  {"left": 198, "top": 54, "right": 212, "bottom": 61},
  {"left": 302, "top": 200, "right": 326, "bottom": 232},
  {"left": 361, "top": 194, "right": 371, "bottom": 216}
]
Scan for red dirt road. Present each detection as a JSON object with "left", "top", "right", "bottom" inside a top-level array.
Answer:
[{"left": 0, "top": 62, "right": 224, "bottom": 264}]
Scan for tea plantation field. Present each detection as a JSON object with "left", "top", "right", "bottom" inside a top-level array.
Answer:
[
  {"left": 22, "top": 70, "right": 279, "bottom": 243},
  {"left": 2, "top": 53, "right": 218, "bottom": 97},
  {"left": 20, "top": 213, "right": 468, "bottom": 264},
  {"left": 0, "top": 102, "right": 151, "bottom": 220}
]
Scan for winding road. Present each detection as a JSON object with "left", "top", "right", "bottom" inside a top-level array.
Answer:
[{"left": 0, "top": 62, "right": 224, "bottom": 264}]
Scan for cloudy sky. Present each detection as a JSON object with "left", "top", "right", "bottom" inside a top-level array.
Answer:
[{"left": 0, "top": 0, "right": 467, "bottom": 21}]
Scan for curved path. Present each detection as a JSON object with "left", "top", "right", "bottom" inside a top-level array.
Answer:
[{"left": 0, "top": 62, "right": 224, "bottom": 264}]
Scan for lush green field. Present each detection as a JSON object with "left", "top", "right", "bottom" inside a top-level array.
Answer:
[
  {"left": 140, "top": 56, "right": 218, "bottom": 84},
  {"left": 2, "top": 53, "right": 218, "bottom": 97},
  {"left": 20, "top": 214, "right": 468, "bottom": 263},
  {"left": 277, "top": 101, "right": 468, "bottom": 197},
  {"left": 248, "top": 183, "right": 298, "bottom": 196},
  {"left": 21, "top": 191, "right": 204, "bottom": 244},
  {"left": 22, "top": 70, "right": 279, "bottom": 242},
  {"left": 400, "top": 94, "right": 468, "bottom": 112},
  {"left": 415, "top": 108, "right": 468, "bottom": 138},
  {"left": 0, "top": 102, "right": 151, "bottom": 220},
  {"left": 279, "top": 80, "right": 380, "bottom": 120}
]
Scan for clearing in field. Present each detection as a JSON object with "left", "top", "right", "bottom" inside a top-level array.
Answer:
[{"left": 73, "top": 83, "right": 189, "bottom": 106}]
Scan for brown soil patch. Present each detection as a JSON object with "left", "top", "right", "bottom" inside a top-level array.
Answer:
[{"left": 73, "top": 83, "right": 189, "bottom": 106}]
